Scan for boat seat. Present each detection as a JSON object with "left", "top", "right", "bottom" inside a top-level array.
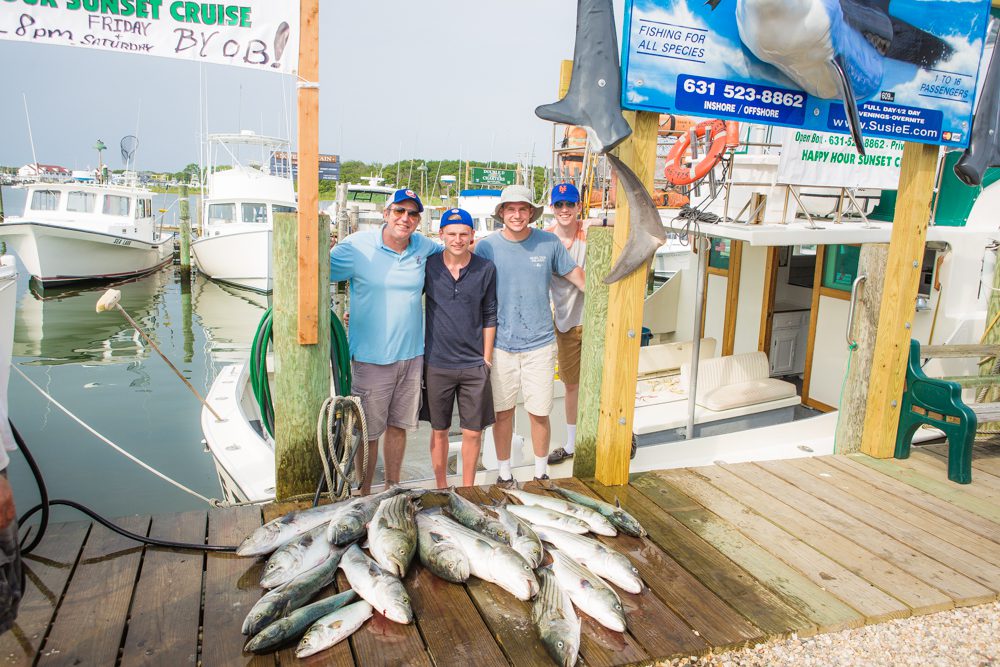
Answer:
[
  {"left": 638, "top": 338, "right": 717, "bottom": 377},
  {"left": 682, "top": 351, "right": 797, "bottom": 411}
]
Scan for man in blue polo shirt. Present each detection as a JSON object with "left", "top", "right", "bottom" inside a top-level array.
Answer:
[
  {"left": 330, "top": 188, "right": 441, "bottom": 495},
  {"left": 424, "top": 208, "right": 497, "bottom": 488}
]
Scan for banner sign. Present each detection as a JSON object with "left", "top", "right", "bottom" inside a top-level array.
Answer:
[
  {"left": 271, "top": 152, "right": 340, "bottom": 181},
  {"left": 469, "top": 166, "right": 517, "bottom": 187},
  {"left": 621, "top": 0, "right": 991, "bottom": 148},
  {"left": 0, "top": 0, "right": 300, "bottom": 74},
  {"left": 776, "top": 130, "right": 904, "bottom": 189}
]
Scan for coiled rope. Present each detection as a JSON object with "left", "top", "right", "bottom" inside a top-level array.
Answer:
[{"left": 316, "top": 396, "right": 368, "bottom": 502}]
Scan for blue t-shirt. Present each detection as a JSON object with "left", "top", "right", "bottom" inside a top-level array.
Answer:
[
  {"left": 330, "top": 227, "right": 441, "bottom": 364},
  {"left": 474, "top": 229, "right": 578, "bottom": 353}
]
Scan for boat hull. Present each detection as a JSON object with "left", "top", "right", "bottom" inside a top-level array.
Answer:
[
  {"left": 191, "top": 226, "right": 272, "bottom": 293},
  {"left": 0, "top": 222, "right": 172, "bottom": 285}
]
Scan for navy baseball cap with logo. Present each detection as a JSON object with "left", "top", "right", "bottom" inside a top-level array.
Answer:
[
  {"left": 551, "top": 182, "right": 580, "bottom": 205},
  {"left": 439, "top": 208, "right": 474, "bottom": 230},
  {"left": 389, "top": 188, "right": 424, "bottom": 212}
]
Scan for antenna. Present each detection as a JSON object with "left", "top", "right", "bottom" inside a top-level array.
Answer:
[{"left": 22, "top": 94, "right": 39, "bottom": 173}]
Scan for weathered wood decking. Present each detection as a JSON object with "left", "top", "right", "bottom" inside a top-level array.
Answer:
[{"left": 4, "top": 444, "right": 1000, "bottom": 666}]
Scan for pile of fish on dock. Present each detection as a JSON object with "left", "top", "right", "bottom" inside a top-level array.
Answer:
[{"left": 236, "top": 483, "right": 647, "bottom": 665}]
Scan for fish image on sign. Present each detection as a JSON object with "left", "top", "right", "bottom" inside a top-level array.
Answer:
[{"left": 621, "top": 0, "right": 992, "bottom": 150}]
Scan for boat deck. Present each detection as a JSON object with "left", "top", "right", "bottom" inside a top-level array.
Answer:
[{"left": 6, "top": 443, "right": 1000, "bottom": 666}]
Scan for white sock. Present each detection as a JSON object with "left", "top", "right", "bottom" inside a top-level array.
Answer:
[
  {"left": 564, "top": 425, "right": 576, "bottom": 453},
  {"left": 535, "top": 456, "right": 548, "bottom": 478},
  {"left": 498, "top": 459, "right": 512, "bottom": 480}
]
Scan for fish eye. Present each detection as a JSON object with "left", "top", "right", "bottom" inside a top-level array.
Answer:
[
  {"left": 615, "top": 604, "right": 623, "bottom": 611},
  {"left": 557, "top": 641, "right": 564, "bottom": 648}
]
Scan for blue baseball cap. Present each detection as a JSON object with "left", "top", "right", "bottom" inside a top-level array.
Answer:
[
  {"left": 388, "top": 188, "right": 424, "bottom": 212},
  {"left": 551, "top": 182, "right": 580, "bottom": 205},
  {"left": 439, "top": 208, "right": 474, "bottom": 230}
]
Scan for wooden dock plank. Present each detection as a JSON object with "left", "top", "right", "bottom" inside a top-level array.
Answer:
[
  {"left": 829, "top": 455, "right": 1000, "bottom": 543},
  {"left": 659, "top": 468, "right": 908, "bottom": 624},
  {"left": 970, "top": 443, "right": 1000, "bottom": 478},
  {"left": 406, "top": 563, "right": 508, "bottom": 667},
  {"left": 848, "top": 453, "right": 1000, "bottom": 524},
  {"left": 735, "top": 462, "right": 993, "bottom": 605},
  {"left": 0, "top": 521, "right": 89, "bottom": 666},
  {"left": 624, "top": 473, "right": 815, "bottom": 639},
  {"left": 692, "top": 463, "right": 950, "bottom": 613},
  {"left": 636, "top": 471, "right": 863, "bottom": 634},
  {"left": 763, "top": 459, "right": 1000, "bottom": 598},
  {"left": 582, "top": 479, "right": 764, "bottom": 648},
  {"left": 531, "top": 479, "right": 709, "bottom": 659},
  {"left": 911, "top": 446, "right": 1000, "bottom": 490},
  {"left": 801, "top": 457, "right": 1000, "bottom": 568},
  {"left": 338, "top": 568, "right": 432, "bottom": 667},
  {"left": 202, "top": 505, "right": 273, "bottom": 667},
  {"left": 892, "top": 449, "right": 1000, "bottom": 505},
  {"left": 36, "top": 515, "right": 149, "bottom": 667},
  {"left": 120, "top": 511, "right": 207, "bottom": 666}
]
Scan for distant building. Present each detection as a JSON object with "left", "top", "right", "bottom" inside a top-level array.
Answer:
[{"left": 18, "top": 163, "right": 71, "bottom": 182}]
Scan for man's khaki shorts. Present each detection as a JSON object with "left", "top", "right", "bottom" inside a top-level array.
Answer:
[
  {"left": 490, "top": 343, "right": 557, "bottom": 416},
  {"left": 352, "top": 357, "right": 422, "bottom": 440},
  {"left": 555, "top": 325, "right": 583, "bottom": 386}
]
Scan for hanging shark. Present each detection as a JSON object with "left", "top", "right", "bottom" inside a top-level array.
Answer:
[
  {"left": 955, "top": 25, "right": 1000, "bottom": 187},
  {"left": 603, "top": 153, "right": 667, "bottom": 285},
  {"left": 535, "top": 0, "right": 633, "bottom": 154},
  {"left": 710, "top": 0, "right": 954, "bottom": 154}
]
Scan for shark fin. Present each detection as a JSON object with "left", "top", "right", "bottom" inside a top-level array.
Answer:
[
  {"left": 832, "top": 56, "right": 867, "bottom": 156},
  {"left": 603, "top": 153, "right": 667, "bottom": 285}
]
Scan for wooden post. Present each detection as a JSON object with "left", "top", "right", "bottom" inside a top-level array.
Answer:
[
  {"left": 178, "top": 184, "right": 191, "bottom": 273},
  {"left": 861, "top": 142, "right": 938, "bottom": 458},
  {"left": 296, "top": 0, "right": 320, "bottom": 345},
  {"left": 180, "top": 273, "right": 194, "bottom": 364},
  {"left": 273, "top": 212, "right": 330, "bottom": 499},
  {"left": 334, "top": 184, "right": 349, "bottom": 320},
  {"left": 594, "top": 111, "right": 659, "bottom": 485},
  {"left": 976, "top": 248, "right": 1000, "bottom": 430},
  {"left": 573, "top": 227, "right": 614, "bottom": 478},
  {"left": 835, "top": 244, "right": 888, "bottom": 453}
]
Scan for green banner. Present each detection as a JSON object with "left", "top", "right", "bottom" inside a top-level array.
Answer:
[{"left": 469, "top": 167, "right": 516, "bottom": 187}]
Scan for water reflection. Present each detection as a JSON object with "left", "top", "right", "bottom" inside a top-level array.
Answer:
[
  {"left": 15, "top": 270, "right": 170, "bottom": 366},
  {"left": 190, "top": 273, "right": 269, "bottom": 370}
]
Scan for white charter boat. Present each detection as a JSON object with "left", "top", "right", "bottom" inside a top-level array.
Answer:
[
  {"left": 191, "top": 131, "right": 296, "bottom": 293},
  {"left": 0, "top": 176, "right": 172, "bottom": 286},
  {"left": 325, "top": 177, "right": 396, "bottom": 234}
]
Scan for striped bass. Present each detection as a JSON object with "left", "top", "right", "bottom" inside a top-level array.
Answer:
[
  {"left": 550, "top": 549, "right": 626, "bottom": 632},
  {"left": 244, "top": 589, "right": 358, "bottom": 653},
  {"left": 339, "top": 543, "right": 413, "bottom": 624},
  {"left": 501, "top": 488, "right": 617, "bottom": 536},
  {"left": 368, "top": 493, "right": 418, "bottom": 577},
  {"left": 416, "top": 512, "right": 471, "bottom": 583},
  {"left": 260, "top": 522, "right": 334, "bottom": 589},
  {"left": 242, "top": 549, "right": 345, "bottom": 636},
  {"left": 445, "top": 489, "right": 510, "bottom": 543},
  {"left": 505, "top": 504, "right": 590, "bottom": 534},
  {"left": 550, "top": 486, "right": 647, "bottom": 537},
  {"left": 494, "top": 503, "right": 544, "bottom": 568},
  {"left": 533, "top": 567, "right": 581, "bottom": 667},
  {"left": 533, "top": 525, "right": 643, "bottom": 594}
]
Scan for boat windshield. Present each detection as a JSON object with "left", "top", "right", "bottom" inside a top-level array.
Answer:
[
  {"left": 208, "top": 203, "right": 236, "bottom": 224},
  {"left": 348, "top": 191, "right": 389, "bottom": 204},
  {"left": 30, "top": 190, "right": 60, "bottom": 211},
  {"left": 103, "top": 195, "right": 130, "bottom": 216},
  {"left": 273, "top": 204, "right": 295, "bottom": 214},
  {"left": 241, "top": 203, "right": 267, "bottom": 223},
  {"left": 67, "top": 191, "right": 97, "bottom": 213}
]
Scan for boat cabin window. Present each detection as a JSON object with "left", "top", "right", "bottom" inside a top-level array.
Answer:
[
  {"left": 273, "top": 204, "right": 295, "bottom": 214},
  {"left": 137, "top": 199, "right": 152, "bottom": 218},
  {"left": 787, "top": 245, "right": 817, "bottom": 288},
  {"left": 66, "top": 190, "right": 96, "bottom": 213},
  {"left": 348, "top": 191, "right": 390, "bottom": 204},
  {"left": 241, "top": 203, "right": 267, "bottom": 223},
  {"left": 103, "top": 195, "right": 130, "bottom": 216},
  {"left": 29, "top": 190, "right": 60, "bottom": 211},
  {"left": 821, "top": 244, "right": 861, "bottom": 292},
  {"left": 208, "top": 203, "right": 236, "bottom": 224},
  {"left": 708, "top": 238, "right": 731, "bottom": 271}
]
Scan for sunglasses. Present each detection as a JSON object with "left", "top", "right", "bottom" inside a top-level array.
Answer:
[
  {"left": 389, "top": 205, "right": 421, "bottom": 221},
  {"left": 553, "top": 201, "right": 577, "bottom": 209}
]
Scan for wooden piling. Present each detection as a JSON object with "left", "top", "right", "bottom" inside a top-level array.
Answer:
[
  {"left": 976, "top": 246, "right": 1000, "bottom": 430},
  {"left": 861, "top": 142, "right": 938, "bottom": 458},
  {"left": 594, "top": 111, "right": 659, "bottom": 486},
  {"left": 296, "top": 0, "right": 320, "bottom": 345},
  {"left": 179, "top": 184, "right": 191, "bottom": 273},
  {"left": 835, "top": 244, "right": 888, "bottom": 453},
  {"left": 574, "top": 227, "right": 614, "bottom": 478},
  {"left": 273, "top": 210, "right": 330, "bottom": 499}
]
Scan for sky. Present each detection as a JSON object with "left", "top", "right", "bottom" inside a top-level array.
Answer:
[{"left": 0, "top": 0, "right": 627, "bottom": 173}]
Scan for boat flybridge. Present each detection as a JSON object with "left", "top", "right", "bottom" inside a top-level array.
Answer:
[
  {"left": 0, "top": 174, "right": 172, "bottom": 285},
  {"left": 191, "top": 131, "right": 296, "bottom": 293},
  {"left": 325, "top": 177, "right": 397, "bottom": 234}
]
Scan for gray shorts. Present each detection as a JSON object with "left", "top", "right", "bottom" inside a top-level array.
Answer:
[
  {"left": 423, "top": 364, "right": 495, "bottom": 432},
  {"left": 352, "top": 357, "right": 422, "bottom": 440}
]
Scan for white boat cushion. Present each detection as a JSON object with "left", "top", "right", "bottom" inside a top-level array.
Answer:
[
  {"left": 679, "top": 351, "right": 797, "bottom": 410},
  {"left": 638, "top": 338, "right": 717, "bottom": 377}
]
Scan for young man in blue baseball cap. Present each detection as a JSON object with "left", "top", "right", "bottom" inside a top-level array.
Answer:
[
  {"left": 545, "top": 182, "right": 585, "bottom": 465},
  {"left": 423, "top": 208, "right": 497, "bottom": 487},
  {"left": 330, "top": 188, "right": 441, "bottom": 495}
]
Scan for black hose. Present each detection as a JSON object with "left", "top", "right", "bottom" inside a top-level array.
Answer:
[{"left": 10, "top": 419, "right": 237, "bottom": 553}]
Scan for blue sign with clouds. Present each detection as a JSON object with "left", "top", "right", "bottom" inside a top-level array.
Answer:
[{"left": 621, "top": 0, "right": 992, "bottom": 148}]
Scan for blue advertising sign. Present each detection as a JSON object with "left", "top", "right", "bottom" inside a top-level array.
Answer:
[
  {"left": 621, "top": 0, "right": 992, "bottom": 148},
  {"left": 270, "top": 152, "right": 340, "bottom": 181}
]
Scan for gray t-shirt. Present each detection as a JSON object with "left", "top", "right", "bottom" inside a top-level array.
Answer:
[
  {"left": 475, "top": 229, "right": 578, "bottom": 353},
  {"left": 546, "top": 226, "right": 586, "bottom": 332}
]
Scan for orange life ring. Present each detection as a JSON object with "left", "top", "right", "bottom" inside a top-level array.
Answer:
[{"left": 664, "top": 119, "right": 735, "bottom": 186}]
